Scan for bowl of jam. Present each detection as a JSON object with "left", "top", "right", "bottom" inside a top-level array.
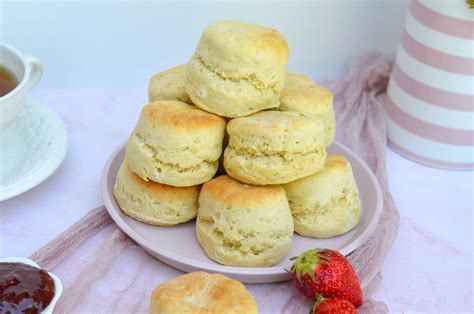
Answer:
[{"left": 0, "top": 257, "right": 62, "bottom": 314}]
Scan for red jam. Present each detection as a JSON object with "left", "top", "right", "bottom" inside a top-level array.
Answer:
[{"left": 0, "top": 262, "right": 55, "bottom": 314}]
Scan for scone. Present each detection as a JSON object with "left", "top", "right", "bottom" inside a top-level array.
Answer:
[
  {"left": 113, "top": 160, "right": 200, "bottom": 226},
  {"left": 148, "top": 272, "right": 258, "bottom": 314},
  {"left": 148, "top": 64, "right": 192, "bottom": 104},
  {"left": 280, "top": 73, "right": 336, "bottom": 146},
  {"left": 196, "top": 175, "right": 294, "bottom": 267},
  {"left": 126, "top": 101, "right": 226, "bottom": 187},
  {"left": 185, "top": 20, "right": 289, "bottom": 117},
  {"left": 216, "top": 127, "right": 229, "bottom": 176},
  {"left": 224, "top": 111, "right": 327, "bottom": 185},
  {"left": 283, "top": 155, "right": 361, "bottom": 238}
]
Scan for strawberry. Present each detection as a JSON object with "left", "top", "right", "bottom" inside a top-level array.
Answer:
[
  {"left": 290, "top": 249, "right": 362, "bottom": 307},
  {"left": 310, "top": 295, "right": 356, "bottom": 314}
]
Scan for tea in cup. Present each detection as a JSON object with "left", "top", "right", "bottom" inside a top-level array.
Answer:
[{"left": 0, "top": 42, "right": 43, "bottom": 133}]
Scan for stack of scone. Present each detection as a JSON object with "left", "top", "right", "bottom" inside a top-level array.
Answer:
[{"left": 114, "top": 20, "right": 361, "bottom": 268}]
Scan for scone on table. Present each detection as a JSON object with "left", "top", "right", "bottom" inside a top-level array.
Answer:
[
  {"left": 148, "top": 64, "right": 192, "bottom": 104},
  {"left": 196, "top": 175, "right": 294, "bottom": 267},
  {"left": 126, "top": 101, "right": 226, "bottom": 187},
  {"left": 280, "top": 73, "right": 336, "bottom": 147},
  {"left": 283, "top": 155, "right": 361, "bottom": 238},
  {"left": 113, "top": 160, "right": 200, "bottom": 226},
  {"left": 148, "top": 272, "right": 258, "bottom": 314},
  {"left": 224, "top": 111, "right": 327, "bottom": 185},
  {"left": 185, "top": 20, "right": 289, "bottom": 118}
]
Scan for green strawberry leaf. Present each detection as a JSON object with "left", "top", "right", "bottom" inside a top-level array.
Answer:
[{"left": 291, "top": 249, "right": 330, "bottom": 283}]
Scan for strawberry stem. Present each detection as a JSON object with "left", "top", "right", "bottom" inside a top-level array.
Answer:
[
  {"left": 290, "top": 249, "right": 329, "bottom": 283},
  {"left": 315, "top": 293, "right": 325, "bottom": 304},
  {"left": 309, "top": 295, "right": 325, "bottom": 314},
  {"left": 309, "top": 293, "right": 325, "bottom": 314}
]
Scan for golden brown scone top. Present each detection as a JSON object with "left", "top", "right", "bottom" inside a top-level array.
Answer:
[
  {"left": 201, "top": 20, "right": 289, "bottom": 67},
  {"left": 201, "top": 175, "right": 285, "bottom": 207},
  {"left": 148, "top": 64, "right": 191, "bottom": 104},
  {"left": 150, "top": 272, "right": 258, "bottom": 314},
  {"left": 324, "top": 155, "right": 353, "bottom": 172},
  {"left": 227, "top": 111, "right": 324, "bottom": 142},
  {"left": 141, "top": 101, "right": 226, "bottom": 130},
  {"left": 280, "top": 73, "right": 333, "bottom": 114}
]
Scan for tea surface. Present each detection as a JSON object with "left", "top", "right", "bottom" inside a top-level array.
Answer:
[{"left": 0, "top": 65, "right": 18, "bottom": 97}]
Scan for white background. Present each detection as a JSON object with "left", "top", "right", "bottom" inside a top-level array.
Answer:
[{"left": 1, "top": 0, "right": 409, "bottom": 88}]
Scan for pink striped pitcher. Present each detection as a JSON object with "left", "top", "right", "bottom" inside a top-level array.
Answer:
[{"left": 385, "top": 0, "right": 473, "bottom": 169}]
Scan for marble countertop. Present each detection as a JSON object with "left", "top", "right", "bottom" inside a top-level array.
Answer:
[{"left": 0, "top": 88, "right": 472, "bottom": 312}]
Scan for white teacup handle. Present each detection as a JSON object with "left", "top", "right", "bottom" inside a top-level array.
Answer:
[{"left": 22, "top": 55, "right": 43, "bottom": 93}]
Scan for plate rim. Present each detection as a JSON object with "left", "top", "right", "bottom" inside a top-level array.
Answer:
[
  {"left": 102, "top": 141, "right": 383, "bottom": 280},
  {"left": 0, "top": 97, "right": 68, "bottom": 201}
]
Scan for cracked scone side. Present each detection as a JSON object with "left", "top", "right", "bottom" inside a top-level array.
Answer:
[
  {"left": 224, "top": 111, "right": 327, "bottom": 184},
  {"left": 185, "top": 54, "right": 280, "bottom": 117},
  {"left": 196, "top": 175, "right": 294, "bottom": 267},
  {"left": 283, "top": 155, "right": 361, "bottom": 238},
  {"left": 185, "top": 20, "right": 289, "bottom": 117},
  {"left": 113, "top": 161, "right": 201, "bottom": 226},
  {"left": 224, "top": 147, "right": 326, "bottom": 185},
  {"left": 125, "top": 101, "right": 226, "bottom": 187},
  {"left": 226, "top": 111, "right": 324, "bottom": 152}
]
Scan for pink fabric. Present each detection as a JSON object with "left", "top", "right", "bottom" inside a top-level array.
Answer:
[{"left": 30, "top": 53, "right": 399, "bottom": 313}]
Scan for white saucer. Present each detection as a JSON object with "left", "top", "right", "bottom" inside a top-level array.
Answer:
[
  {"left": 0, "top": 97, "right": 68, "bottom": 201},
  {"left": 102, "top": 142, "right": 383, "bottom": 284}
]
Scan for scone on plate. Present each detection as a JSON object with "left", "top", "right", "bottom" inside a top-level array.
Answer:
[
  {"left": 113, "top": 161, "right": 200, "bottom": 226},
  {"left": 283, "top": 155, "right": 361, "bottom": 238},
  {"left": 196, "top": 175, "right": 294, "bottom": 267},
  {"left": 224, "top": 111, "right": 327, "bottom": 185},
  {"left": 216, "top": 127, "right": 229, "bottom": 176},
  {"left": 280, "top": 73, "right": 336, "bottom": 147},
  {"left": 148, "top": 272, "right": 258, "bottom": 314},
  {"left": 185, "top": 20, "right": 289, "bottom": 118},
  {"left": 126, "top": 101, "right": 226, "bottom": 187},
  {"left": 148, "top": 64, "right": 192, "bottom": 104}
]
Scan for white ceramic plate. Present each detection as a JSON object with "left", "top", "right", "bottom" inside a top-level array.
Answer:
[
  {"left": 0, "top": 257, "right": 63, "bottom": 314},
  {"left": 0, "top": 97, "right": 68, "bottom": 201},
  {"left": 102, "top": 142, "right": 383, "bottom": 283}
]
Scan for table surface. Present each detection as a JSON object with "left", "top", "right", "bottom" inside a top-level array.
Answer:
[{"left": 0, "top": 89, "right": 472, "bottom": 312}]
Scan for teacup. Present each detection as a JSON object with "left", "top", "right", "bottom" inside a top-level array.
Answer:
[{"left": 0, "top": 42, "right": 42, "bottom": 133}]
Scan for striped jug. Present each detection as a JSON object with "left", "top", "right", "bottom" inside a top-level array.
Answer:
[{"left": 385, "top": 0, "right": 473, "bottom": 169}]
